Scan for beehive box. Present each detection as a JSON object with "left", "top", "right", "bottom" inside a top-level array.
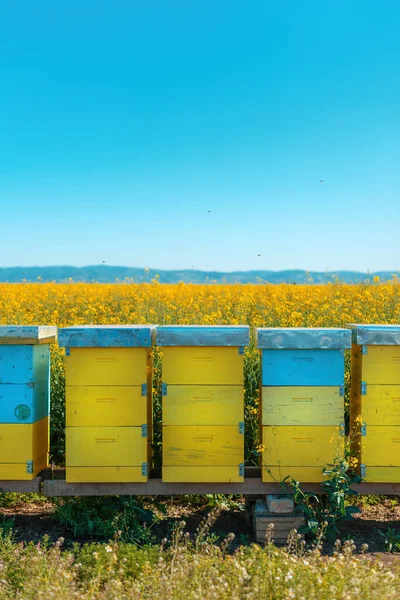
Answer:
[
  {"left": 349, "top": 324, "right": 400, "bottom": 482},
  {"left": 157, "top": 326, "right": 249, "bottom": 482},
  {"left": 0, "top": 326, "right": 57, "bottom": 479},
  {"left": 58, "top": 325, "right": 154, "bottom": 483},
  {"left": 256, "top": 328, "right": 351, "bottom": 482}
]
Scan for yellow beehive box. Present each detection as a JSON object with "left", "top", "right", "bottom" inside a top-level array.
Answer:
[
  {"left": 261, "top": 425, "right": 344, "bottom": 482},
  {"left": 58, "top": 325, "right": 154, "bottom": 483},
  {"left": 256, "top": 328, "right": 350, "bottom": 483},
  {"left": 0, "top": 418, "right": 49, "bottom": 480},
  {"left": 157, "top": 326, "right": 249, "bottom": 482},
  {"left": 349, "top": 324, "right": 400, "bottom": 482}
]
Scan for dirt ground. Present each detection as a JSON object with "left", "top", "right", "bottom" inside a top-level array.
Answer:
[{"left": 1, "top": 497, "right": 400, "bottom": 566}]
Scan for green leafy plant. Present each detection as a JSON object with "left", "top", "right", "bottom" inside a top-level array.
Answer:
[
  {"left": 378, "top": 527, "right": 400, "bottom": 553},
  {"left": 289, "top": 457, "right": 361, "bottom": 540},
  {"left": 52, "top": 496, "right": 160, "bottom": 545}
]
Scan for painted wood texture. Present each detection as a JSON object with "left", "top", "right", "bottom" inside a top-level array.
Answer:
[
  {"left": 65, "top": 348, "right": 150, "bottom": 386},
  {"left": 66, "top": 386, "right": 147, "bottom": 427},
  {"left": 162, "top": 347, "right": 244, "bottom": 385},
  {"left": 66, "top": 427, "right": 147, "bottom": 467},
  {"left": 261, "top": 466, "right": 330, "bottom": 483},
  {"left": 262, "top": 426, "right": 343, "bottom": 467},
  {"left": 0, "top": 381, "right": 49, "bottom": 423},
  {"left": 352, "top": 384, "right": 400, "bottom": 425},
  {"left": 361, "top": 467, "right": 400, "bottom": 482},
  {"left": 352, "top": 344, "right": 400, "bottom": 385},
  {"left": 163, "top": 385, "right": 243, "bottom": 426},
  {"left": 262, "top": 386, "right": 343, "bottom": 426},
  {"left": 58, "top": 326, "right": 154, "bottom": 348},
  {"left": 361, "top": 426, "right": 400, "bottom": 466},
  {"left": 0, "top": 326, "right": 57, "bottom": 345},
  {"left": 0, "top": 454, "right": 48, "bottom": 480},
  {"left": 66, "top": 466, "right": 146, "bottom": 483},
  {"left": 261, "top": 349, "right": 345, "bottom": 386},
  {"left": 163, "top": 426, "right": 243, "bottom": 466},
  {"left": 162, "top": 466, "right": 244, "bottom": 483},
  {"left": 256, "top": 327, "right": 351, "bottom": 350},
  {"left": 0, "top": 417, "right": 48, "bottom": 479},
  {"left": 156, "top": 326, "right": 249, "bottom": 347},
  {"left": 0, "top": 345, "right": 50, "bottom": 384}
]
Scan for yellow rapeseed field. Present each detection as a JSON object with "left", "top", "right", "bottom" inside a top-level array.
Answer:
[
  {"left": 0, "top": 277, "right": 399, "bottom": 328},
  {"left": 0, "top": 278, "right": 399, "bottom": 465}
]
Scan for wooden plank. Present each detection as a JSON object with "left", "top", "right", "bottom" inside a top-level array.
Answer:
[
  {"left": 66, "top": 385, "right": 147, "bottom": 427},
  {"left": 0, "top": 326, "right": 57, "bottom": 344},
  {"left": 262, "top": 465, "right": 333, "bottom": 483},
  {"left": 362, "top": 426, "right": 400, "bottom": 466},
  {"left": 65, "top": 348, "right": 149, "bottom": 386},
  {"left": 162, "top": 466, "right": 243, "bottom": 483},
  {"left": 0, "top": 345, "right": 50, "bottom": 384},
  {"left": 163, "top": 425, "right": 243, "bottom": 467},
  {"left": 66, "top": 426, "right": 147, "bottom": 467},
  {"left": 261, "top": 349, "right": 345, "bottom": 386},
  {"left": 360, "top": 385, "right": 400, "bottom": 425},
  {"left": 359, "top": 345, "right": 400, "bottom": 385},
  {"left": 156, "top": 326, "right": 249, "bottom": 347},
  {"left": 262, "top": 425, "right": 343, "bottom": 467},
  {"left": 67, "top": 466, "right": 146, "bottom": 483},
  {"left": 163, "top": 385, "right": 243, "bottom": 426},
  {"left": 0, "top": 418, "right": 48, "bottom": 463},
  {"left": 262, "top": 386, "right": 343, "bottom": 426},
  {"left": 0, "top": 477, "right": 42, "bottom": 492},
  {"left": 42, "top": 473, "right": 400, "bottom": 496},
  {"left": 162, "top": 347, "right": 244, "bottom": 385},
  {"left": 58, "top": 325, "right": 154, "bottom": 348}
]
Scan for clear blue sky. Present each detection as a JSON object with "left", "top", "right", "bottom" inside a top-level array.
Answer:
[{"left": 0, "top": 1, "right": 399, "bottom": 272}]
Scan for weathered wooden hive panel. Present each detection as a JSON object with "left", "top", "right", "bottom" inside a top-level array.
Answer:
[
  {"left": 157, "top": 326, "right": 249, "bottom": 482},
  {"left": 0, "top": 326, "right": 56, "bottom": 479},
  {"left": 257, "top": 328, "right": 350, "bottom": 482},
  {"left": 349, "top": 324, "right": 400, "bottom": 482},
  {"left": 59, "top": 326, "right": 154, "bottom": 483}
]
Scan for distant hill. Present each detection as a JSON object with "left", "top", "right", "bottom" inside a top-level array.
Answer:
[{"left": 0, "top": 266, "right": 398, "bottom": 284}]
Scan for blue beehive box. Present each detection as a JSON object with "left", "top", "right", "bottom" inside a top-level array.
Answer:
[
  {"left": 258, "top": 328, "right": 350, "bottom": 387},
  {"left": 0, "top": 327, "right": 57, "bottom": 424}
]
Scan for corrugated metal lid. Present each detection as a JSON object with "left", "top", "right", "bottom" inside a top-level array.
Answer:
[
  {"left": 347, "top": 324, "right": 400, "bottom": 346},
  {"left": 156, "top": 325, "right": 249, "bottom": 347},
  {"left": 0, "top": 326, "right": 57, "bottom": 344},
  {"left": 256, "top": 327, "right": 351, "bottom": 349},
  {"left": 58, "top": 325, "right": 155, "bottom": 348}
]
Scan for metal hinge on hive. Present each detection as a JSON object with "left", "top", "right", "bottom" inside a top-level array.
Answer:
[
  {"left": 239, "top": 463, "right": 245, "bottom": 477},
  {"left": 65, "top": 348, "right": 70, "bottom": 356},
  {"left": 360, "top": 464, "right": 366, "bottom": 478},
  {"left": 339, "top": 422, "right": 345, "bottom": 436},
  {"left": 141, "top": 463, "right": 148, "bottom": 477},
  {"left": 238, "top": 422, "right": 245, "bottom": 435},
  {"left": 26, "top": 460, "right": 34, "bottom": 474},
  {"left": 161, "top": 383, "right": 167, "bottom": 396},
  {"left": 361, "top": 423, "right": 367, "bottom": 436},
  {"left": 339, "top": 349, "right": 344, "bottom": 356},
  {"left": 361, "top": 382, "right": 367, "bottom": 395},
  {"left": 141, "top": 424, "right": 148, "bottom": 438},
  {"left": 361, "top": 345, "right": 368, "bottom": 355},
  {"left": 141, "top": 384, "right": 147, "bottom": 396},
  {"left": 238, "top": 347, "right": 245, "bottom": 355},
  {"left": 339, "top": 386, "right": 345, "bottom": 397}
]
